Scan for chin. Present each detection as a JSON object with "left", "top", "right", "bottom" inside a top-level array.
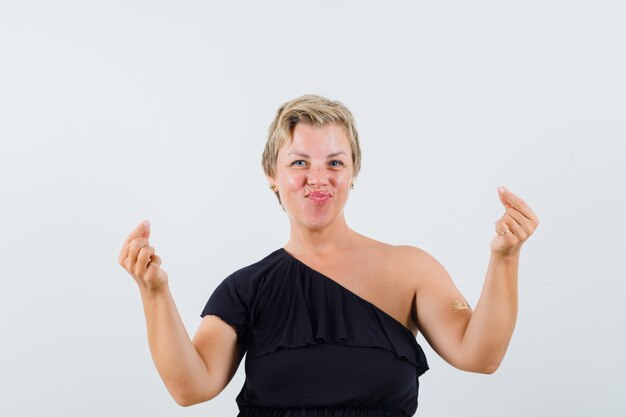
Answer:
[
  {"left": 293, "top": 214, "right": 328, "bottom": 229},
  {"left": 302, "top": 211, "right": 344, "bottom": 231},
  {"left": 284, "top": 197, "right": 347, "bottom": 229}
]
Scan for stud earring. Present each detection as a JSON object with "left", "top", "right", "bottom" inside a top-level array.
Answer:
[
  {"left": 269, "top": 184, "right": 277, "bottom": 192},
  {"left": 350, "top": 182, "right": 354, "bottom": 190}
]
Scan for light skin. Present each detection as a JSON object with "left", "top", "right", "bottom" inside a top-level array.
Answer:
[
  {"left": 406, "top": 190, "right": 538, "bottom": 373},
  {"left": 266, "top": 122, "right": 539, "bottom": 373},
  {"left": 117, "top": 121, "right": 539, "bottom": 405},
  {"left": 266, "top": 122, "right": 358, "bottom": 256}
]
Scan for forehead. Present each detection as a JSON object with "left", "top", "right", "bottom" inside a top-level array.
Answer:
[{"left": 280, "top": 123, "right": 351, "bottom": 155}]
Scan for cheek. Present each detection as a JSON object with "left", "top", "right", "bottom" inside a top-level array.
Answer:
[
  {"left": 280, "top": 172, "right": 305, "bottom": 190},
  {"left": 336, "top": 172, "right": 352, "bottom": 186}
]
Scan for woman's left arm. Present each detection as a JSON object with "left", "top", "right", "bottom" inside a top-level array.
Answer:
[
  {"left": 412, "top": 186, "right": 539, "bottom": 374},
  {"left": 460, "top": 249, "right": 521, "bottom": 374},
  {"left": 462, "top": 186, "right": 540, "bottom": 372}
]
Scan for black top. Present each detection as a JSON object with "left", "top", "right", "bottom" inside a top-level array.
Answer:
[{"left": 200, "top": 248, "right": 429, "bottom": 417}]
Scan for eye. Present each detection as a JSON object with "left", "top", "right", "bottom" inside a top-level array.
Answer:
[
  {"left": 290, "top": 160, "right": 307, "bottom": 167},
  {"left": 329, "top": 160, "right": 344, "bottom": 167}
]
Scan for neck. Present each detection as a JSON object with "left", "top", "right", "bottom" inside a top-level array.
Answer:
[{"left": 285, "top": 212, "right": 357, "bottom": 258}]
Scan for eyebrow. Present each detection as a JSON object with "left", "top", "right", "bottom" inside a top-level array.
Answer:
[{"left": 287, "top": 151, "right": 348, "bottom": 158}]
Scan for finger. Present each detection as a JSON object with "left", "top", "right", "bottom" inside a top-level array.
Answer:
[
  {"left": 495, "top": 213, "right": 510, "bottom": 234},
  {"left": 135, "top": 246, "right": 155, "bottom": 277},
  {"left": 497, "top": 186, "right": 514, "bottom": 208},
  {"left": 501, "top": 213, "right": 527, "bottom": 240},
  {"left": 150, "top": 254, "right": 162, "bottom": 267},
  {"left": 496, "top": 207, "right": 524, "bottom": 228},
  {"left": 119, "top": 220, "right": 150, "bottom": 264},
  {"left": 123, "top": 220, "right": 151, "bottom": 247},
  {"left": 501, "top": 207, "right": 536, "bottom": 237},
  {"left": 514, "top": 196, "right": 539, "bottom": 224},
  {"left": 497, "top": 186, "right": 538, "bottom": 223},
  {"left": 128, "top": 237, "right": 149, "bottom": 268},
  {"left": 495, "top": 218, "right": 514, "bottom": 242},
  {"left": 118, "top": 241, "right": 130, "bottom": 265}
]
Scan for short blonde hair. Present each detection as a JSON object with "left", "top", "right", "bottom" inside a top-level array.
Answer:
[{"left": 262, "top": 94, "right": 362, "bottom": 206}]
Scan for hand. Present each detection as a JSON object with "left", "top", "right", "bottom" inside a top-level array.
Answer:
[
  {"left": 491, "top": 186, "right": 539, "bottom": 257},
  {"left": 118, "top": 220, "right": 169, "bottom": 293}
]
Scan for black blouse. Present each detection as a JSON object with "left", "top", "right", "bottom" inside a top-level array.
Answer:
[{"left": 201, "top": 248, "right": 429, "bottom": 417}]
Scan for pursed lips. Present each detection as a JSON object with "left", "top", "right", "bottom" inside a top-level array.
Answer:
[
  {"left": 306, "top": 191, "right": 331, "bottom": 198},
  {"left": 306, "top": 190, "right": 331, "bottom": 203}
]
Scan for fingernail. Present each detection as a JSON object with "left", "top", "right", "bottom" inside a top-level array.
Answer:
[
  {"left": 498, "top": 186, "right": 506, "bottom": 194},
  {"left": 143, "top": 220, "right": 150, "bottom": 228}
]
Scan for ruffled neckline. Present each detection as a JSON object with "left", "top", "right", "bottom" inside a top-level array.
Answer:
[{"left": 278, "top": 247, "right": 418, "bottom": 340}]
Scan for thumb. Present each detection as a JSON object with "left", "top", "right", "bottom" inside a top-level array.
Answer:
[
  {"left": 497, "top": 186, "right": 512, "bottom": 208},
  {"left": 122, "top": 219, "right": 151, "bottom": 247}
]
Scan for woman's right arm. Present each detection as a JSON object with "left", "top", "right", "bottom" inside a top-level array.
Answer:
[
  {"left": 140, "top": 284, "right": 214, "bottom": 406},
  {"left": 119, "top": 221, "right": 243, "bottom": 406}
]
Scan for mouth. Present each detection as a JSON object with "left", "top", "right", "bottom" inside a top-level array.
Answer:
[{"left": 306, "top": 191, "right": 331, "bottom": 204}]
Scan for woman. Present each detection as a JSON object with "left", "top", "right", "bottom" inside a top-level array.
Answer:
[{"left": 118, "top": 94, "right": 539, "bottom": 415}]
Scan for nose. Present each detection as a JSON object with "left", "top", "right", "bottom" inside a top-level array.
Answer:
[{"left": 306, "top": 164, "right": 329, "bottom": 187}]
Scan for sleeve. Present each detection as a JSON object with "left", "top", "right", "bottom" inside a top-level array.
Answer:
[{"left": 200, "top": 271, "right": 253, "bottom": 350}]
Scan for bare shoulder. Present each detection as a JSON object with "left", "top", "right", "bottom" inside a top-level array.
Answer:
[
  {"left": 386, "top": 244, "right": 436, "bottom": 268},
  {"left": 354, "top": 234, "right": 434, "bottom": 267},
  {"left": 385, "top": 244, "right": 452, "bottom": 292},
  {"left": 353, "top": 234, "right": 449, "bottom": 286},
  {"left": 353, "top": 236, "right": 406, "bottom": 265}
]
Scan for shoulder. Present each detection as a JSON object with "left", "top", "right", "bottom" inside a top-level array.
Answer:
[
  {"left": 388, "top": 244, "right": 439, "bottom": 265},
  {"left": 354, "top": 234, "right": 435, "bottom": 266},
  {"left": 386, "top": 244, "right": 451, "bottom": 292},
  {"left": 356, "top": 239, "right": 452, "bottom": 299},
  {"left": 354, "top": 233, "right": 443, "bottom": 270},
  {"left": 220, "top": 248, "right": 287, "bottom": 287}
]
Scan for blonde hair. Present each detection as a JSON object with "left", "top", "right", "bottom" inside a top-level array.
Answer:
[{"left": 262, "top": 94, "right": 362, "bottom": 206}]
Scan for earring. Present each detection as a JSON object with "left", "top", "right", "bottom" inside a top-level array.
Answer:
[
  {"left": 269, "top": 184, "right": 277, "bottom": 192},
  {"left": 350, "top": 182, "right": 354, "bottom": 190}
]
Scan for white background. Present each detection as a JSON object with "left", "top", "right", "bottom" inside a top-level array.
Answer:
[{"left": 1, "top": 1, "right": 625, "bottom": 416}]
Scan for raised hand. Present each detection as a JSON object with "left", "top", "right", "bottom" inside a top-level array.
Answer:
[
  {"left": 491, "top": 186, "right": 539, "bottom": 257},
  {"left": 118, "top": 220, "right": 169, "bottom": 293}
]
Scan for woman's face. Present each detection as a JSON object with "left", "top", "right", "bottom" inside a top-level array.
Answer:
[{"left": 270, "top": 122, "right": 354, "bottom": 230}]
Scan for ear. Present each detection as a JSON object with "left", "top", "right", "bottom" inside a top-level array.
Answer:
[{"left": 265, "top": 174, "right": 275, "bottom": 186}]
